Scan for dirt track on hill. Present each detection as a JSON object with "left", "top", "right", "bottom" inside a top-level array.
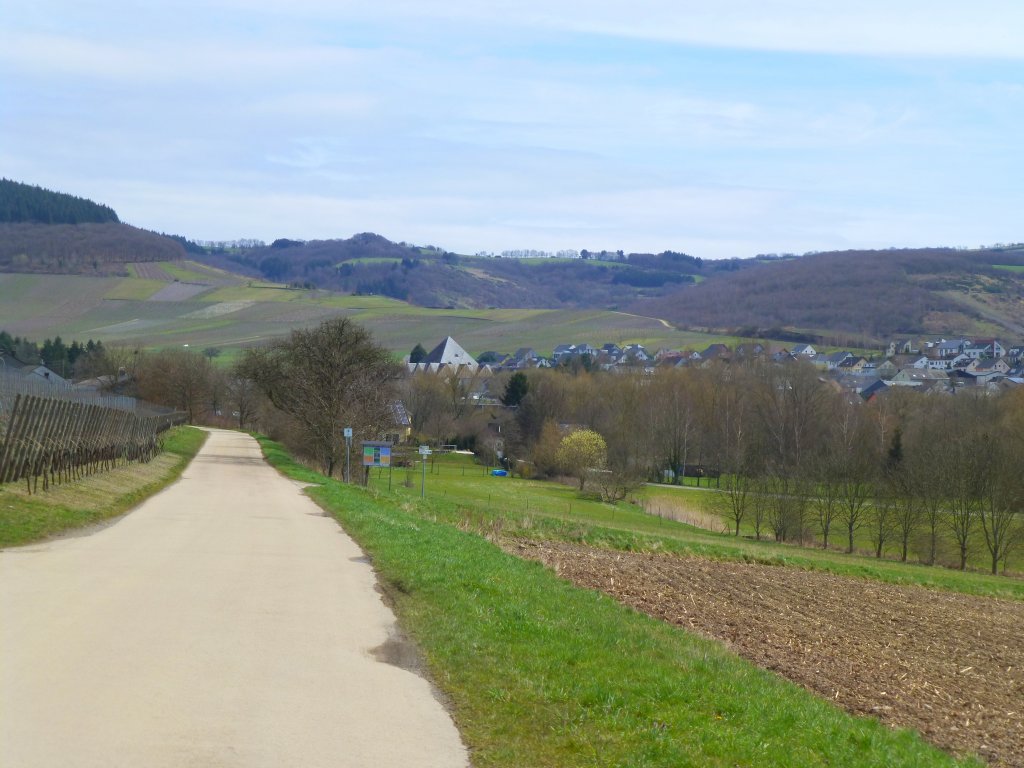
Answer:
[{"left": 510, "top": 539, "right": 1024, "bottom": 767}]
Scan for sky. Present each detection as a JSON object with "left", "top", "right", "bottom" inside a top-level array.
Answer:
[{"left": 2, "top": 1, "right": 1023, "bottom": 260}]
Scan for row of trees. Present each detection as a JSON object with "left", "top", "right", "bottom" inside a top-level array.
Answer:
[{"left": 405, "top": 360, "right": 1023, "bottom": 575}]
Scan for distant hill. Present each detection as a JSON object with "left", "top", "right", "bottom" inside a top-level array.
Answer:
[
  {"left": 0, "top": 179, "right": 186, "bottom": 274},
  {"left": 205, "top": 234, "right": 723, "bottom": 309},
  {"left": 633, "top": 246, "right": 1024, "bottom": 342},
  {"left": 0, "top": 223, "right": 186, "bottom": 274},
  {"left": 0, "top": 178, "right": 119, "bottom": 224}
]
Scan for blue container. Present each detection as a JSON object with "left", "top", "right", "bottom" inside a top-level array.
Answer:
[{"left": 490, "top": 469, "right": 508, "bottom": 477}]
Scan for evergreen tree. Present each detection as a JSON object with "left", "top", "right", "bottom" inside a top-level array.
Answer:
[
  {"left": 502, "top": 372, "right": 530, "bottom": 407},
  {"left": 409, "top": 342, "right": 427, "bottom": 364}
]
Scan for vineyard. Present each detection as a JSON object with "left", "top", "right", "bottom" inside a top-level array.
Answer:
[{"left": 0, "top": 370, "right": 185, "bottom": 493}]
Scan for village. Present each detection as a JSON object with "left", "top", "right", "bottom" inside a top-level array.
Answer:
[{"left": 406, "top": 334, "right": 1024, "bottom": 401}]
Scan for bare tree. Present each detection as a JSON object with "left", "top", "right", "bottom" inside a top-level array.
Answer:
[
  {"left": 979, "top": 441, "right": 1023, "bottom": 575},
  {"left": 238, "top": 318, "right": 401, "bottom": 477},
  {"left": 135, "top": 348, "right": 213, "bottom": 423},
  {"left": 227, "top": 373, "right": 262, "bottom": 430},
  {"left": 646, "top": 369, "right": 697, "bottom": 484},
  {"left": 868, "top": 490, "right": 897, "bottom": 559}
]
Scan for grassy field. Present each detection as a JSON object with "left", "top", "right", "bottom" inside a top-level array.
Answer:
[
  {"left": 0, "top": 270, "right": 776, "bottom": 357},
  {"left": 367, "top": 452, "right": 1023, "bottom": 602},
  {"left": 259, "top": 437, "right": 981, "bottom": 768},
  {"left": 0, "top": 427, "right": 206, "bottom": 548},
  {"left": 993, "top": 264, "right": 1024, "bottom": 273}
]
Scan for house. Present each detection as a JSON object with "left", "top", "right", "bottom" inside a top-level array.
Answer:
[
  {"left": 890, "top": 368, "right": 951, "bottom": 389},
  {"left": 0, "top": 353, "right": 68, "bottom": 386},
  {"left": 816, "top": 350, "right": 854, "bottom": 370},
  {"left": 621, "top": 343, "right": 651, "bottom": 362},
  {"left": 948, "top": 353, "right": 973, "bottom": 370},
  {"left": 552, "top": 344, "right": 577, "bottom": 360},
  {"left": 408, "top": 336, "right": 479, "bottom": 374},
  {"left": 971, "top": 339, "right": 1006, "bottom": 358},
  {"left": 791, "top": 343, "right": 817, "bottom": 357},
  {"left": 931, "top": 339, "right": 970, "bottom": 359},
  {"left": 423, "top": 336, "right": 477, "bottom": 369},
  {"left": 859, "top": 378, "right": 889, "bottom": 401},
  {"left": 875, "top": 359, "right": 899, "bottom": 379},
  {"left": 967, "top": 357, "right": 1010, "bottom": 376},
  {"left": 836, "top": 356, "right": 867, "bottom": 373},
  {"left": 734, "top": 342, "right": 766, "bottom": 358},
  {"left": 600, "top": 343, "right": 623, "bottom": 358},
  {"left": 887, "top": 339, "right": 918, "bottom": 357},
  {"left": 700, "top": 343, "right": 731, "bottom": 360}
]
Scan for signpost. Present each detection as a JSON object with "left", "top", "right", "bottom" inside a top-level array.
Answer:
[
  {"left": 362, "top": 440, "right": 393, "bottom": 490},
  {"left": 418, "top": 445, "right": 432, "bottom": 498},
  {"left": 343, "top": 427, "right": 353, "bottom": 483}
]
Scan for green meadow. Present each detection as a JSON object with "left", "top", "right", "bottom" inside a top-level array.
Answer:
[
  {"left": 368, "top": 452, "right": 1024, "bottom": 602},
  {"left": 258, "top": 438, "right": 985, "bottom": 768}
]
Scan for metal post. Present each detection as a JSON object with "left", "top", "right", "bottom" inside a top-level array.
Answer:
[
  {"left": 418, "top": 445, "right": 431, "bottom": 498},
  {"left": 343, "top": 427, "right": 353, "bottom": 483}
]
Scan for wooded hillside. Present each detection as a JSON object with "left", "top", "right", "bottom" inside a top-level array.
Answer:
[
  {"left": 0, "top": 223, "right": 186, "bottom": 274},
  {"left": 0, "top": 179, "right": 119, "bottom": 225},
  {"left": 208, "top": 233, "right": 716, "bottom": 309},
  {"left": 635, "top": 247, "right": 1024, "bottom": 341}
]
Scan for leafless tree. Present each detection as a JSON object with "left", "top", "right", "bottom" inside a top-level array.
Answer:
[{"left": 238, "top": 318, "right": 401, "bottom": 477}]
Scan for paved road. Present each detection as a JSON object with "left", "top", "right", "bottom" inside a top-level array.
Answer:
[{"left": 0, "top": 429, "right": 468, "bottom": 768}]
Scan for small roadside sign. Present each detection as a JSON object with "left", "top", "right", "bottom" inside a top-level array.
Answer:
[
  {"left": 343, "top": 427, "right": 353, "bottom": 439},
  {"left": 418, "top": 445, "right": 432, "bottom": 456}
]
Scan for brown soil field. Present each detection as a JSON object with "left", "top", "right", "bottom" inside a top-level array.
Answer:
[{"left": 509, "top": 539, "right": 1024, "bottom": 767}]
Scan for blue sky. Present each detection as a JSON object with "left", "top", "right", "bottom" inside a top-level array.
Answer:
[{"left": 2, "top": 1, "right": 1023, "bottom": 259}]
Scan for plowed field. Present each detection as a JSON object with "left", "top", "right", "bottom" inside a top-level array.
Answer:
[{"left": 510, "top": 540, "right": 1024, "bottom": 767}]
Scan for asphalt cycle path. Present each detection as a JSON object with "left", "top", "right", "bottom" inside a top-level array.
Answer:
[{"left": 0, "top": 429, "right": 468, "bottom": 768}]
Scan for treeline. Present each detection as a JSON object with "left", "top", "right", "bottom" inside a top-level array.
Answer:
[
  {"left": 0, "top": 331, "right": 106, "bottom": 378},
  {"left": 0, "top": 178, "right": 119, "bottom": 225},
  {"left": 406, "top": 361, "right": 1024, "bottom": 575},
  {"left": 636, "top": 247, "right": 1024, "bottom": 339},
  {"left": 0, "top": 223, "right": 186, "bottom": 273}
]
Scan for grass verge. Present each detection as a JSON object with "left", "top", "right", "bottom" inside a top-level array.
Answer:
[
  {"left": 257, "top": 435, "right": 981, "bottom": 768},
  {"left": 0, "top": 426, "right": 207, "bottom": 547}
]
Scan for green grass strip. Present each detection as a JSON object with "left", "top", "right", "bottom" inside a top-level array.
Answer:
[
  {"left": 257, "top": 436, "right": 979, "bottom": 768},
  {"left": 0, "top": 426, "right": 207, "bottom": 547},
  {"left": 374, "top": 458, "right": 1023, "bottom": 602}
]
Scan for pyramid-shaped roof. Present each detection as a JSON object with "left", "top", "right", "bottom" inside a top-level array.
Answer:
[{"left": 422, "top": 336, "right": 478, "bottom": 370}]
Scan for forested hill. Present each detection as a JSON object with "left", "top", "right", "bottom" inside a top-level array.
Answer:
[
  {"left": 632, "top": 246, "right": 1024, "bottom": 341},
  {"left": 0, "top": 179, "right": 187, "bottom": 274},
  {"left": 0, "top": 178, "right": 119, "bottom": 224},
  {"left": 202, "top": 233, "right": 721, "bottom": 308}
]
